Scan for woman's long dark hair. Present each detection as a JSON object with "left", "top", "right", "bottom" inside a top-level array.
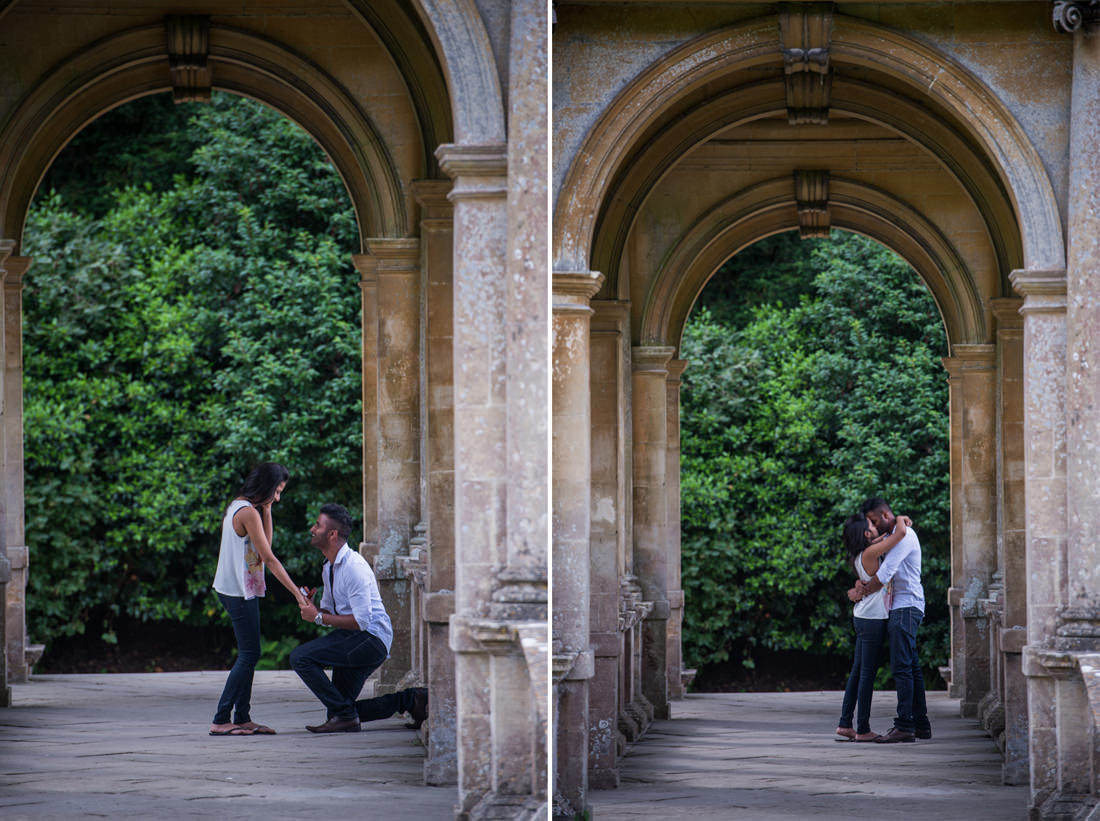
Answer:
[
  {"left": 843, "top": 513, "right": 872, "bottom": 569},
  {"left": 237, "top": 462, "right": 289, "bottom": 504}
]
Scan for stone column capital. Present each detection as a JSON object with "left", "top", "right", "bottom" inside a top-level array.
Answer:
[
  {"left": 410, "top": 179, "right": 454, "bottom": 216},
  {"left": 1009, "top": 268, "right": 1067, "bottom": 313},
  {"left": 434, "top": 143, "right": 507, "bottom": 201},
  {"left": 990, "top": 297, "right": 1024, "bottom": 329},
  {"left": 0, "top": 238, "right": 14, "bottom": 267},
  {"left": 363, "top": 238, "right": 420, "bottom": 269},
  {"left": 631, "top": 345, "right": 676, "bottom": 373},
  {"left": 942, "top": 343, "right": 997, "bottom": 376},
  {"left": 1053, "top": 0, "right": 1100, "bottom": 33},
  {"left": 1, "top": 256, "right": 31, "bottom": 287},
  {"left": 666, "top": 359, "right": 688, "bottom": 385},
  {"left": 553, "top": 271, "right": 604, "bottom": 314}
]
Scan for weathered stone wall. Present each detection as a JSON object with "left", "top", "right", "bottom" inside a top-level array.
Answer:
[
  {"left": 550, "top": 3, "right": 1098, "bottom": 819},
  {"left": 0, "top": 2, "right": 549, "bottom": 820}
]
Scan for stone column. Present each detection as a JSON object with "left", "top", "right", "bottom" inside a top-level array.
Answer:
[
  {"left": 1065, "top": 21, "right": 1100, "bottom": 635},
  {"left": 665, "top": 360, "right": 687, "bottom": 701},
  {"left": 1015, "top": 20, "right": 1100, "bottom": 816},
  {"left": 357, "top": 240, "right": 421, "bottom": 694},
  {"left": 355, "top": 255, "right": 380, "bottom": 554},
  {"left": 2, "top": 255, "right": 30, "bottom": 683},
  {"left": 0, "top": 240, "right": 13, "bottom": 701},
  {"left": 632, "top": 346, "right": 675, "bottom": 720},
  {"left": 438, "top": 141, "right": 509, "bottom": 818},
  {"left": 588, "top": 299, "right": 629, "bottom": 788},
  {"left": 942, "top": 345, "right": 997, "bottom": 717},
  {"left": 1009, "top": 268, "right": 1068, "bottom": 816},
  {"left": 552, "top": 270, "right": 603, "bottom": 816},
  {"left": 411, "top": 179, "right": 458, "bottom": 784},
  {"left": 991, "top": 297, "right": 1029, "bottom": 784}
]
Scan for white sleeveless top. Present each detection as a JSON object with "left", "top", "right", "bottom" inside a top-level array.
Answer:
[
  {"left": 212, "top": 499, "right": 267, "bottom": 599},
  {"left": 852, "top": 550, "right": 887, "bottom": 620}
]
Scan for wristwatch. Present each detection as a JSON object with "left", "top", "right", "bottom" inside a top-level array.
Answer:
[{"left": 314, "top": 612, "right": 324, "bottom": 626}]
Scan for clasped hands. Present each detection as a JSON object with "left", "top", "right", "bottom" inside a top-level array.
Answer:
[{"left": 297, "top": 587, "right": 320, "bottom": 622}]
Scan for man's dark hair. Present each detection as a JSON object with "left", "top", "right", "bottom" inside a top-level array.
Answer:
[
  {"left": 861, "top": 496, "right": 891, "bottom": 516},
  {"left": 238, "top": 462, "right": 290, "bottom": 504},
  {"left": 319, "top": 503, "right": 354, "bottom": 541}
]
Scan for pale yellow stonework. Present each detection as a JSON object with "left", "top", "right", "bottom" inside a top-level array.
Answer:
[
  {"left": 0, "top": 2, "right": 547, "bottom": 819},
  {"left": 553, "top": 2, "right": 1100, "bottom": 818}
]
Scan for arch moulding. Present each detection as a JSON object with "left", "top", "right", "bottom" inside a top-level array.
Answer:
[
  {"left": 407, "top": 0, "right": 506, "bottom": 145},
  {"left": 555, "top": 15, "right": 1063, "bottom": 278},
  {"left": 643, "top": 176, "right": 984, "bottom": 353},
  {"left": 0, "top": 23, "right": 411, "bottom": 247}
]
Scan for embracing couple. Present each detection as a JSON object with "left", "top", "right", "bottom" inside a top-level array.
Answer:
[{"left": 834, "top": 496, "right": 930, "bottom": 744}]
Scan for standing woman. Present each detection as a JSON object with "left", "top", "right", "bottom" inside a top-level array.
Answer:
[
  {"left": 834, "top": 511, "right": 910, "bottom": 742},
  {"left": 209, "top": 462, "right": 307, "bottom": 736}
]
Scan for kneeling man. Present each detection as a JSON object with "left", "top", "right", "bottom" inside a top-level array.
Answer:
[{"left": 292, "top": 503, "right": 394, "bottom": 733}]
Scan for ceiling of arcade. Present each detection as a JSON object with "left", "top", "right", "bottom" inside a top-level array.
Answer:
[
  {"left": 624, "top": 112, "right": 1003, "bottom": 349},
  {"left": 0, "top": 0, "right": 453, "bottom": 244}
]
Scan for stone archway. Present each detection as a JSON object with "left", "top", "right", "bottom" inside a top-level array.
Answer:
[
  {"left": 0, "top": 3, "right": 548, "bottom": 819},
  {"left": 552, "top": 6, "right": 1068, "bottom": 817},
  {"left": 640, "top": 176, "right": 986, "bottom": 350}
]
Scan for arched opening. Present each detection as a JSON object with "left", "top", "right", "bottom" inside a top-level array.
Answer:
[
  {"left": 22, "top": 90, "right": 364, "bottom": 672},
  {"left": 676, "top": 229, "right": 950, "bottom": 693}
]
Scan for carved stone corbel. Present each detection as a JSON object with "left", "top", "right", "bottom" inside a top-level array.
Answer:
[
  {"left": 778, "top": 3, "right": 834, "bottom": 125},
  {"left": 166, "top": 15, "right": 211, "bottom": 103},
  {"left": 1053, "top": 0, "right": 1100, "bottom": 33},
  {"left": 795, "top": 170, "right": 830, "bottom": 238}
]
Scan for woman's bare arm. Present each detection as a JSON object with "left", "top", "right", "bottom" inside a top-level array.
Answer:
[
  {"left": 859, "top": 515, "right": 911, "bottom": 577},
  {"left": 236, "top": 506, "right": 307, "bottom": 606}
]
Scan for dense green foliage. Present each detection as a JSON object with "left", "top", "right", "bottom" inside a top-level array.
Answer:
[
  {"left": 680, "top": 231, "right": 950, "bottom": 684},
  {"left": 24, "top": 93, "right": 362, "bottom": 656}
]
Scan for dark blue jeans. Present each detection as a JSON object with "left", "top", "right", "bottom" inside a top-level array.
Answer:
[
  {"left": 213, "top": 592, "right": 261, "bottom": 725},
  {"left": 357, "top": 688, "right": 420, "bottom": 722},
  {"left": 290, "top": 629, "right": 388, "bottom": 720},
  {"left": 838, "top": 616, "right": 887, "bottom": 734},
  {"left": 888, "top": 606, "right": 929, "bottom": 734}
]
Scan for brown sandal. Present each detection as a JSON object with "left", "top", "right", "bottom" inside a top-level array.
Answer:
[
  {"left": 238, "top": 722, "right": 276, "bottom": 734},
  {"left": 209, "top": 725, "right": 255, "bottom": 736}
]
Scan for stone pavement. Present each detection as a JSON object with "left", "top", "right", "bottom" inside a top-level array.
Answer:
[
  {"left": 590, "top": 690, "right": 1030, "bottom": 820},
  {"left": 0, "top": 671, "right": 455, "bottom": 819}
]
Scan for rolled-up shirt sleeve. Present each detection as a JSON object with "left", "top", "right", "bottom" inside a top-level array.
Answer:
[{"left": 345, "top": 572, "right": 374, "bottom": 632}]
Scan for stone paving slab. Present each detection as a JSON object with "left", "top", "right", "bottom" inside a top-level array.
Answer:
[
  {"left": 0, "top": 671, "right": 455, "bottom": 819},
  {"left": 590, "top": 691, "right": 1029, "bottom": 820}
]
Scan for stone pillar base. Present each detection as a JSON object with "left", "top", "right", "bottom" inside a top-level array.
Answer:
[{"left": 1031, "top": 793, "right": 1096, "bottom": 821}]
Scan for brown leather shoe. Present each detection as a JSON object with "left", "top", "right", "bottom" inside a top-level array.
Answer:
[
  {"left": 915, "top": 726, "right": 932, "bottom": 739},
  {"left": 405, "top": 687, "right": 429, "bottom": 730},
  {"left": 306, "top": 716, "right": 361, "bottom": 734},
  {"left": 874, "top": 727, "right": 915, "bottom": 743}
]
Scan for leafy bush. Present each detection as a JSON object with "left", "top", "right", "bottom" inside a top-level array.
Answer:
[{"left": 680, "top": 231, "right": 950, "bottom": 684}]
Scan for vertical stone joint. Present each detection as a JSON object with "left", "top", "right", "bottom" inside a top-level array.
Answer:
[
  {"left": 778, "top": 3, "right": 833, "bottom": 125},
  {"left": 795, "top": 170, "right": 830, "bottom": 239},
  {"left": 165, "top": 15, "right": 211, "bottom": 103}
]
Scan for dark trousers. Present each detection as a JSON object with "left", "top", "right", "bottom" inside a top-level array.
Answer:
[
  {"left": 357, "top": 688, "right": 420, "bottom": 722},
  {"left": 213, "top": 592, "right": 261, "bottom": 725},
  {"left": 838, "top": 616, "right": 887, "bottom": 734},
  {"left": 290, "top": 629, "right": 387, "bottom": 720},
  {"left": 888, "top": 606, "right": 929, "bottom": 734}
]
